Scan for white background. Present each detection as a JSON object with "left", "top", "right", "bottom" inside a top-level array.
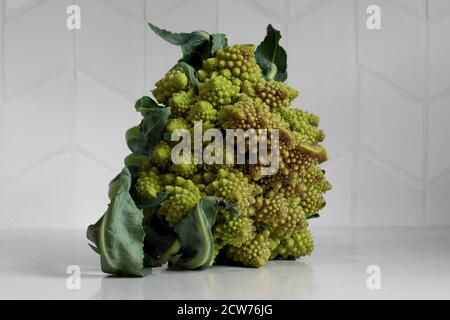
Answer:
[{"left": 1, "top": 0, "right": 450, "bottom": 229}]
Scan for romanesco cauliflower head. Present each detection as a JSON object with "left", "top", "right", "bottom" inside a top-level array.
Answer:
[
  {"left": 134, "top": 29, "right": 332, "bottom": 268},
  {"left": 89, "top": 24, "right": 332, "bottom": 276}
]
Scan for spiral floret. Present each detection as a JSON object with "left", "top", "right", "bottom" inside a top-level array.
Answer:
[
  {"left": 151, "top": 141, "right": 172, "bottom": 170},
  {"left": 136, "top": 168, "right": 162, "bottom": 199},
  {"left": 272, "top": 228, "right": 314, "bottom": 260},
  {"left": 254, "top": 80, "right": 298, "bottom": 111},
  {"left": 198, "top": 75, "right": 240, "bottom": 107},
  {"left": 159, "top": 177, "right": 201, "bottom": 227},
  {"left": 169, "top": 89, "right": 196, "bottom": 117},
  {"left": 187, "top": 100, "right": 217, "bottom": 124},
  {"left": 152, "top": 69, "right": 188, "bottom": 104},
  {"left": 214, "top": 214, "right": 256, "bottom": 247},
  {"left": 282, "top": 109, "right": 325, "bottom": 145},
  {"left": 205, "top": 169, "right": 262, "bottom": 211},
  {"left": 298, "top": 166, "right": 332, "bottom": 218},
  {"left": 215, "top": 45, "right": 262, "bottom": 83},
  {"left": 226, "top": 230, "right": 272, "bottom": 267}
]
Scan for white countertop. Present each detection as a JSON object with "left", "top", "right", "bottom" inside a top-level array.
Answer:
[{"left": 0, "top": 226, "right": 449, "bottom": 300}]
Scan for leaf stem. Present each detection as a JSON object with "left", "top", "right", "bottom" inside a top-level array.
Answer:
[{"left": 157, "top": 238, "right": 182, "bottom": 265}]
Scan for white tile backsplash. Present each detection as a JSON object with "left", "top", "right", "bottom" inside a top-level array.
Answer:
[
  {"left": 355, "top": 154, "right": 423, "bottom": 226},
  {"left": 428, "top": 94, "right": 450, "bottom": 179},
  {"left": 428, "top": 173, "right": 450, "bottom": 225},
  {"left": 5, "top": 0, "right": 40, "bottom": 18},
  {"left": 394, "top": 0, "right": 423, "bottom": 16},
  {"left": 76, "top": 0, "right": 145, "bottom": 97},
  {"left": 288, "top": 0, "right": 322, "bottom": 17},
  {"left": 74, "top": 152, "right": 114, "bottom": 229},
  {"left": 146, "top": 0, "right": 218, "bottom": 89},
  {"left": 360, "top": 71, "right": 424, "bottom": 179},
  {"left": 3, "top": 70, "right": 73, "bottom": 181},
  {"left": 3, "top": 153, "right": 74, "bottom": 228},
  {"left": 218, "top": 0, "right": 279, "bottom": 45},
  {"left": 287, "top": 0, "right": 354, "bottom": 93},
  {"left": 75, "top": 71, "right": 142, "bottom": 172},
  {"left": 108, "top": 0, "right": 144, "bottom": 19},
  {"left": 4, "top": 0, "right": 72, "bottom": 97},
  {"left": 429, "top": 14, "right": 450, "bottom": 97},
  {"left": 358, "top": 0, "right": 425, "bottom": 98},
  {"left": 428, "top": 0, "right": 450, "bottom": 21},
  {"left": 1, "top": 0, "right": 449, "bottom": 228},
  {"left": 312, "top": 153, "right": 353, "bottom": 226},
  {"left": 256, "top": 0, "right": 283, "bottom": 16},
  {"left": 299, "top": 68, "right": 356, "bottom": 159}
]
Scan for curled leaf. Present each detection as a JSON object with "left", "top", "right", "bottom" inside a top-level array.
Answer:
[
  {"left": 210, "top": 33, "right": 228, "bottom": 55},
  {"left": 170, "top": 196, "right": 238, "bottom": 269},
  {"left": 135, "top": 96, "right": 161, "bottom": 116},
  {"left": 255, "top": 24, "right": 287, "bottom": 82},
  {"left": 87, "top": 168, "right": 147, "bottom": 277},
  {"left": 148, "top": 22, "right": 210, "bottom": 68},
  {"left": 174, "top": 62, "right": 199, "bottom": 87},
  {"left": 124, "top": 153, "right": 148, "bottom": 178},
  {"left": 126, "top": 104, "right": 171, "bottom": 156}
]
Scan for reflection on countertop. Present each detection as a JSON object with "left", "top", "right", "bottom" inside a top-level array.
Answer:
[{"left": 0, "top": 226, "right": 449, "bottom": 299}]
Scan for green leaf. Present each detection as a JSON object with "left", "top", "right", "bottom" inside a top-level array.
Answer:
[
  {"left": 148, "top": 22, "right": 197, "bottom": 45},
  {"left": 135, "top": 96, "right": 160, "bottom": 117},
  {"left": 148, "top": 22, "right": 210, "bottom": 68},
  {"left": 163, "top": 132, "right": 173, "bottom": 142},
  {"left": 174, "top": 62, "right": 199, "bottom": 87},
  {"left": 124, "top": 153, "right": 148, "bottom": 178},
  {"left": 255, "top": 24, "right": 288, "bottom": 82},
  {"left": 179, "top": 32, "right": 211, "bottom": 67},
  {"left": 170, "top": 196, "right": 237, "bottom": 269},
  {"left": 210, "top": 33, "right": 228, "bottom": 55},
  {"left": 125, "top": 126, "right": 147, "bottom": 155},
  {"left": 170, "top": 197, "right": 217, "bottom": 269},
  {"left": 143, "top": 220, "right": 180, "bottom": 268},
  {"left": 216, "top": 198, "right": 239, "bottom": 217},
  {"left": 140, "top": 106, "right": 171, "bottom": 153},
  {"left": 136, "top": 192, "right": 169, "bottom": 210},
  {"left": 87, "top": 216, "right": 102, "bottom": 253},
  {"left": 126, "top": 105, "right": 171, "bottom": 156},
  {"left": 87, "top": 168, "right": 147, "bottom": 277},
  {"left": 307, "top": 213, "right": 320, "bottom": 220}
]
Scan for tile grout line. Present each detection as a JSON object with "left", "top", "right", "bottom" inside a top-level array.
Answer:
[
  {"left": 287, "top": 0, "right": 331, "bottom": 24},
  {"left": 4, "top": 0, "right": 46, "bottom": 24},
  {"left": 143, "top": 0, "right": 148, "bottom": 91},
  {"left": 281, "top": 0, "right": 289, "bottom": 53},
  {"left": 350, "top": 0, "right": 361, "bottom": 225},
  {"left": 102, "top": 0, "right": 143, "bottom": 24},
  {"left": 75, "top": 63, "right": 136, "bottom": 101},
  {"left": 0, "top": 0, "right": 5, "bottom": 221},
  {"left": 0, "top": 0, "right": 4, "bottom": 181},
  {"left": 2, "top": 147, "right": 71, "bottom": 183},
  {"left": 421, "top": 0, "right": 430, "bottom": 225},
  {"left": 71, "top": 0, "right": 78, "bottom": 228},
  {"left": 388, "top": 0, "right": 426, "bottom": 24},
  {"left": 357, "top": 63, "right": 427, "bottom": 105},
  {"left": 151, "top": 0, "right": 196, "bottom": 23},
  {"left": 216, "top": 0, "right": 219, "bottom": 33},
  {"left": 241, "top": 0, "right": 283, "bottom": 23},
  {"left": 359, "top": 146, "right": 424, "bottom": 189},
  {"left": 3, "top": 63, "right": 71, "bottom": 102}
]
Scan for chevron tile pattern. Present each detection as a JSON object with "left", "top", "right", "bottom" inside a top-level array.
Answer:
[{"left": 0, "top": 0, "right": 449, "bottom": 228}]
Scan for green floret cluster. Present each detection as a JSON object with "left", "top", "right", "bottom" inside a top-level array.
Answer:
[
  {"left": 159, "top": 177, "right": 201, "bottom": 227},
  {"left": 152, "top": 69, "right": 188, "bottom": 104},
  {"left": 87, "top": 23, "right": 332, "bottom": 277}
]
